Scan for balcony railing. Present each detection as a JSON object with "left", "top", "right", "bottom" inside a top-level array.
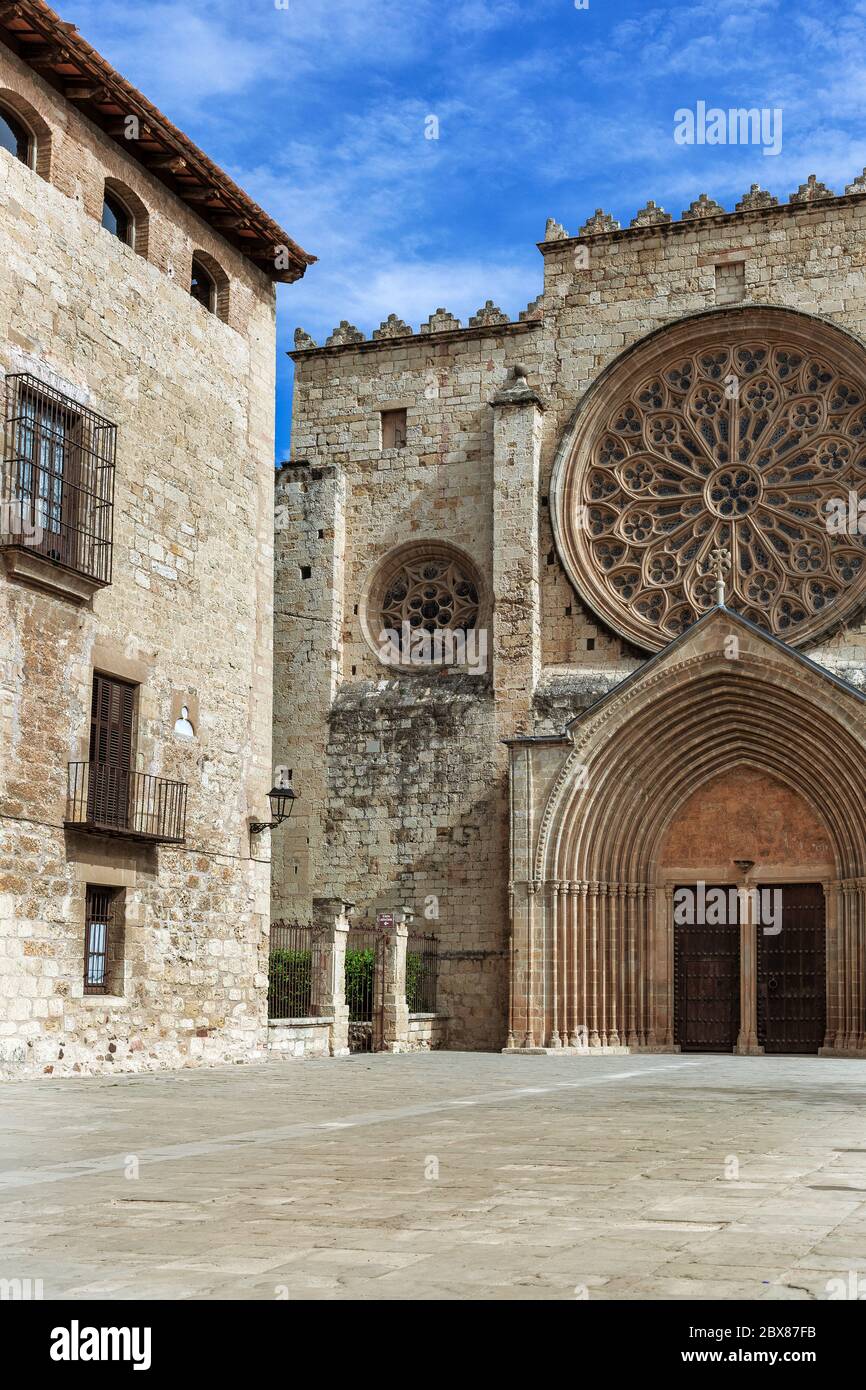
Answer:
[{"left": 66, "top": 762, "right": 188, "bottom": 844}]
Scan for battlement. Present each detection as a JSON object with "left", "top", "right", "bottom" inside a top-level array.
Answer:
[{"left": 291, "top": 169, "right": 866, "bottom": 359}]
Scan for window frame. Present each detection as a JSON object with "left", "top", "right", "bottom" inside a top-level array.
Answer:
[
  {"left": 190, "top": 255, "right": 217, "bottom": 313},
  {"left": 101, "top": 188, "right": 133, "bottom": 247},
  {"left": 2, "top": 372, "right": 117, "bottom": 591},
  {"left": 0, "top": 100, "right": 33, "bottom": 168}
]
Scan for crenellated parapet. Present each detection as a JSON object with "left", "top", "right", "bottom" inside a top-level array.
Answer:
[
  {"left": 292, "top": 167, "right": 866, "bottom": 359},
  {"left": 292, "top": 297, "right": 544, "bottom": 357},
  {"left": 541, "top": 167, "right": 866, "bottom": 249}
]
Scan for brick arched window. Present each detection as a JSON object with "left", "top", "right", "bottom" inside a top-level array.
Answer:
[
  {"left": 0, "top": 89, "right": 51, "bottom": 180},
  {"left": 102, "top": 178, "right": 150, "bottom": 259},
  {"left": 189, "top": 250, "right": 230, "bottom": 323}
]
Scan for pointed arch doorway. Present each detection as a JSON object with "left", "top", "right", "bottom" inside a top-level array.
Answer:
[
  {"left": 662, "top": 767, "right": 833, "bottom": 1055},
  {"left": 506, "top": 609, "right": 866, "bottom": 1059}
]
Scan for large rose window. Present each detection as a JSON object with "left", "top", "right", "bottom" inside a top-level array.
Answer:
[{"left": 551, "top": 310, "right": 866, "bottom": 651}]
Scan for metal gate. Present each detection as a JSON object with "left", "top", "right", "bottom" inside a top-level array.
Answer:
[
  {"left": 757, "top": 883, "right": 825, "bottom": 1054},
  {"left": 674, "top": 886, "right": 740, "bottom": 1052},
  {"left": 345, "top": 925, "right": 385, "bottom": 1053}
]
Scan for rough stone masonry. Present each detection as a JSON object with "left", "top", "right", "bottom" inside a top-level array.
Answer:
[{"left": 275, "top": 175, "right": 866, "bottom": 1054}]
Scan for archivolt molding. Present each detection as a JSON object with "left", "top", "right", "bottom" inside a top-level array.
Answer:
[{"left": 533, "top": 649, "right": 866, "bottom": 884}]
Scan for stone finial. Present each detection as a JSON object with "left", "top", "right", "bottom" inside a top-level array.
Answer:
[
  {"left": 419, "top": 308, "right": 462, "bottom": 334},
  {"left": 735, "top": 183, "right": 779, "bottom": 212},
  {"left": 579, "top": 208, "right": 621, "bottom": 236},
  {"left": 544, "top": 217, "right": 568, "bottom": 241},
  {"left": 372, "top": 313, "right": 412, "bottom": 340},
  {"left": 789, "top": 174, "right": 834, "bottom": 204},
  {"left": 468, "top": 299, "right": 509, "bottom": 328},
  {"left": 519, "top": 294, "right": 544, "bottom": 322},
  {"left": 845, "top": 169, "right": 866, "bottom": 195},
  {"left": 703, "top": 546, "right": 732, "bottom": 606},
  {"left": 492, "top": 362, "right": 545, "bottom": 409},
  {"left": 293, "top": 327, "right": 318, "bottom": 350},
  {"left": 681, "top": 193, "right": 726, "bottom": 220},
  {"left": 325, "top": 320, "right": 365, "bottom": 346},
  {"left": 630, "top": 200, "right": 673, "bottom": 227}
]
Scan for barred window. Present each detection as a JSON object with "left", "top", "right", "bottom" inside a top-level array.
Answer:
[
  {"left": 84, "top": 885, "right": 123, "bottom": 995},
  {"left": 2, "top": 374, "right": 116, "bottom": 587}
]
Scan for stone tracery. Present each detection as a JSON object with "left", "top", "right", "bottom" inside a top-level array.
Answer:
[{"left": 553, "top": 311, "right": 866, "bottom": 650}]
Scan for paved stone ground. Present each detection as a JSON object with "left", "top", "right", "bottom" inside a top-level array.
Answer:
[{"left": 2, "top": 1052, "right": 865, "bottom": 1301}]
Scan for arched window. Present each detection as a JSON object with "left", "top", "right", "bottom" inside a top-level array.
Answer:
[
  {"left": 0, "top": 101, "right": 32, "bottom": 167},
  {"left": 101, "top": 188, "right": 132, "bottom": 245},
  {"left": 102, "top": 179, "right": 149, "bottom": 259},
  {"left": 190, "top": 256, "right": 216, "bottom": 313}
]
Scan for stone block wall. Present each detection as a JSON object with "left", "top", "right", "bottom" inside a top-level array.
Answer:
[
  {"left": 276, "top": 179, "right": 866, "bottom": 1052},
  {"left": 0, "top": 47, "right": 279, "bottom": 1074}
]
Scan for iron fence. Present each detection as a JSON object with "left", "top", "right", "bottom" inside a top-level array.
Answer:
[
  {"left": 66, "top": 761, "right": 187, "bottom": 844},
  {"left": 407, "top": 932, "right": 439, "bottom": 1014},
  {"left": 268, "top": 922, "right": 324, "bottom": 1020},
  {"left": 346, "top": 924, "right": 384, "bottom": 1052}
]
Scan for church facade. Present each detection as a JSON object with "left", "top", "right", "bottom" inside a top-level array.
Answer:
[{"left": 275, "top": 176, "right": 866, "bottom": 1057}]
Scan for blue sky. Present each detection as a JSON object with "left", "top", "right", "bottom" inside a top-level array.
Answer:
[{"left": 59, "top": 0, "right": 866, "bottom": 459}]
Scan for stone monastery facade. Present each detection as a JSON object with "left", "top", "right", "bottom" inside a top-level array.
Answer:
[{"left": 276, "top": 176, "right": 866, "bottom": 1058}]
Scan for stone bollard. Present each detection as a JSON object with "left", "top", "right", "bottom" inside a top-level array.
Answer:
[{"left": 313, "top": 897, "right": 351, "bottom": 1057}]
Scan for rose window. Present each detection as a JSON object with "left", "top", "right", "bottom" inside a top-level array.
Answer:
[
  {"left": 551, "top": 311, "right": 866, "bottom": 651},
  {"left": 381, "top": 556, "right": 479, "bottom": 636}
]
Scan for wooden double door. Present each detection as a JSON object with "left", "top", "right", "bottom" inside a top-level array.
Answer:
[{"left": 674, "top": 883, "right": 825, "bottom": 1054}]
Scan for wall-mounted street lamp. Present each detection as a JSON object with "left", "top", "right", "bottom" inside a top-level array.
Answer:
[{"left": 250, "top": 779, "right": 296, "bottom": 835}]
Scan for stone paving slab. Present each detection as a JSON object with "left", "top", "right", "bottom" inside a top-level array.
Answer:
[{"left": 1, "top": 1052, "right": 865, "bottom": 1300}]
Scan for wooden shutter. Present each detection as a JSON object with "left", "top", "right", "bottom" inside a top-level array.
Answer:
[{"left": 88, "top": 674, "right": 135, "bottom": 826}]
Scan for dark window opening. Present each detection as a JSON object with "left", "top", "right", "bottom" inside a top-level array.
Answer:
[
  {"left": 587, "top": 637, "right": 595, "bottom": 651},
  {"left": 190, "top": 256, "right": 216, "bottom": 312},
  {"left": 0, "top": 104, "right": 31, "bottom": 166},
  {"left": 317, "top": 528, "right": 324, "bottom": 539},
  {"left": 101, "top": 190, "right": 132, "bottom": 245},
  {"left": 381, "top": 408, "right": 407, "bottom": 449},
  {"left": 300, "top": 564, "right": 311, "bottom": 579},
  {"left": 84, "top": 885, "right": 123, "bottom": 995},
  {"left": 565, "top": 605, "right": 572, "bottom": 616}
]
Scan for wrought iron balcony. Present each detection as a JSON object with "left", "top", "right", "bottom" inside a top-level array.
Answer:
[{"left": 66, "top": 761, "right": 187, "bottom": 844}]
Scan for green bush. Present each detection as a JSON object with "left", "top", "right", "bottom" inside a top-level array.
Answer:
[
  {"left": 345, "top": 947, "right": 375, "bottom": 1021},
  {"left": 406, "top": 951, "right": 424, "bottom": 1012},
  {"left": 268, "top": 947, "right": 312, "bottom": 1018}
]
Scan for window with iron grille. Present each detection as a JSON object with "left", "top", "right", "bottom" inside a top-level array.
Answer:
[
  {"left": 84, "top": 885, "right": 123, "bottom": 995},
  {"left": 1, "top": 373, "right": 116, "bottom": 586}
]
